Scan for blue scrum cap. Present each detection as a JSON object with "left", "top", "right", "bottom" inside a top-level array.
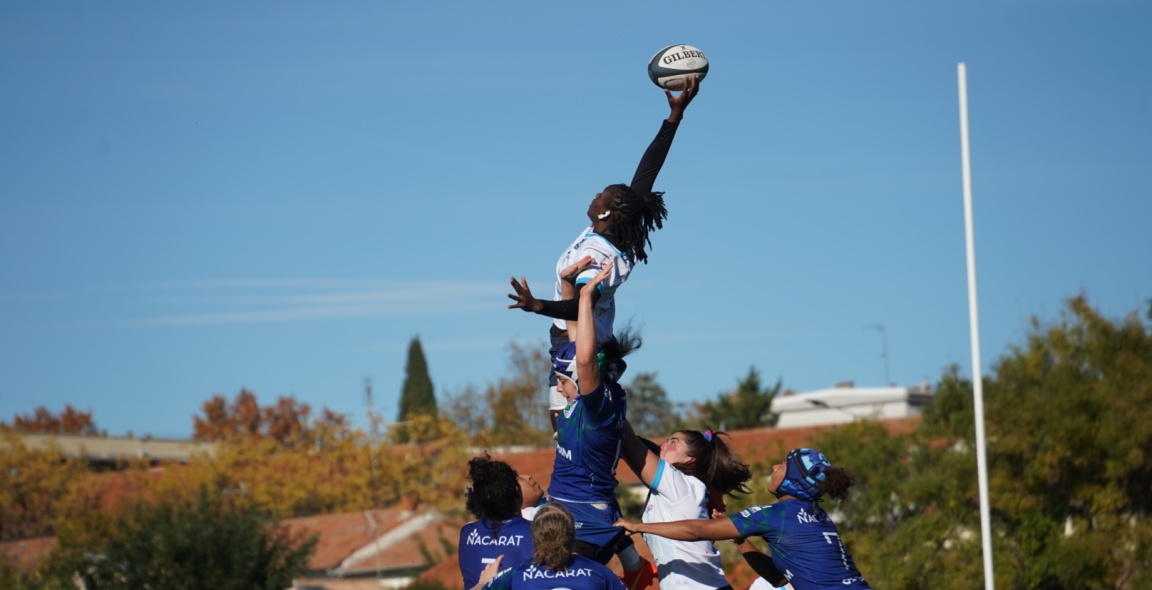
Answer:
[
  {"left": 552, "top": 342, "right": 614, "bottom": 384},
  {"left": 552, "top": 342, "right": 579, "bottom": 384},
  {"left": 775, "top": 448, "right": 831, "bottom": 501}
]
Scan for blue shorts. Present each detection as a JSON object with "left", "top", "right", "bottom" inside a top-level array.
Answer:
[{"left": 551, "top": 498, "right": 625, "bottom": 565}]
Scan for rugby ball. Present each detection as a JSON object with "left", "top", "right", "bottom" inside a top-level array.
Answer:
[{"left": 647, "top": 44, "right": 709, "bottom": 91}]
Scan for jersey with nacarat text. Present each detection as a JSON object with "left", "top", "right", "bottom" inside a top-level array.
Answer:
[
  {"left": 552, "top": 226, "right": 632, "bottom": 343},
  {"left": 729, "top": 501, "right": 871, "bottom": 590},
  {"left": 459, "top": 517, "right": 534, "bottom": 590},
  {"left": 641, "top": 460, "right": 728, "bottom": 590},
  {"left": 548, "top": 380, "right": 627, "bottom": 504},
  {"left": 484, "top": 554, "right": 627, "bottom": 590}
]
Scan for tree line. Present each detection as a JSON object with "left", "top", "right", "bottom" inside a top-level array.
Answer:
[{"left": 4, "top": 296, "right": 1150, "bottom": 588}]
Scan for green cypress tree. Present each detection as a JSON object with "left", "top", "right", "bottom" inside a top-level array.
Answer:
[
  {"left": 696, "top": 367, "right": 780, "bottom": 430},
  {"left": 399, "top": 336, "right": 437, "bottom": 422}
]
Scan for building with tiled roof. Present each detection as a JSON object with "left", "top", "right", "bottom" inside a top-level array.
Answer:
[
  {"left": 284, "top": 504, "right": 462, "bottom": 590},
  {"left": 0, "top": 536, "right": 56, "bottom": 573}
]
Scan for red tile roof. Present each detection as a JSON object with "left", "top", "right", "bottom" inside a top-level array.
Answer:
[
  {"left": 0, "top": 536, "right": 56, "bottom": 572},
  {"left": 489, "top": 418, "right": 919, "bottom": 489},
  {"left": 282, "top": 507, "right": 460, "bottom": 575}
]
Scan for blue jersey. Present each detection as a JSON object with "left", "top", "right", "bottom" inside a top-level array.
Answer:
[
  {"left": 548, "top": 381, "right": 627, "bottom": 504},
  {"left": 729, "top": 501, "right": 871, "bottom": 590},
  {"left": 459, "top": 517, "right": 535, "bottom": 590},
  {"left": 485, "top": 554, "right": 627, "bottom": 590}
]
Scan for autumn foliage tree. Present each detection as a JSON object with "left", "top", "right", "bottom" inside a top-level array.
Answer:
[
  {"left": 193, "top": 389, "right": 347, "bottom": 446},
  {"left": 5, "top": 405, "right": 97, "bottom": 436},
  {"left": 0, "top": 432, "right": 96, "bottom": 541},
  {"left": 443, "top": 342, "right": 552, "bottom": 447}
]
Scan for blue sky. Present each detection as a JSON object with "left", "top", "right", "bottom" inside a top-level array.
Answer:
[{"left": 2, "top": 1, "right": 1149, "bottom": 438}]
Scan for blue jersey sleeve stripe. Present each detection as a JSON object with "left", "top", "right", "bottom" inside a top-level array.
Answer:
[{"left": 651, "top": 459, "right": 666, "bottom": 490}]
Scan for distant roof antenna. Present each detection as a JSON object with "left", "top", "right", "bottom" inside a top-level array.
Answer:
[{"left": 866, "top": 324, "right": 891, "bottom": 385}]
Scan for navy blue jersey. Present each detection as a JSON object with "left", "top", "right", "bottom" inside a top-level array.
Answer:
[
  {"left": 729, "top": 501, "right": 870, "bottom": 590},
  {"left": 548, "top": 381, "right": 627, "bottom": 504},
  {"left": 485, "top": 554, "right": 627, "bottom": 590},
  {"left": 459, "top": 517, "right": 535, "bottom": 590}
]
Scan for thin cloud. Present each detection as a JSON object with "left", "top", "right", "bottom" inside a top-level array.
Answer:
[
  {"left": 371, "top": 337, "right": 533, "bottom": 355},
  {"left": 99, "top": 279, "right": 505, "bottom": 327}
]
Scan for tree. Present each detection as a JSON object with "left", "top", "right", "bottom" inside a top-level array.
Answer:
[
  {"left": 624, "top": 372, "right": 683, "bottom": 438},
  {"left": 0, "top": 432, "right": 95, "bottom": 541},
  {"left": 193, "top": 389, "right": 347, "bottom": 447},
  {"left": 443, "top": 342, "right": 552, "bottom": 447},
  {"left": 693, "top": 367, "right": 780, "bottom": 430},
  {"left": 41, "top": 487, "right": 316, "bottom": 590},
  {"left": 5, "top": 405, "right": 97, "bottom": 436},
  {"left": 804, "top": 296, "right": 1152, "bottom": 589},
  {"left": 399, "top": 337, "right": 437, "bottom": 422}
]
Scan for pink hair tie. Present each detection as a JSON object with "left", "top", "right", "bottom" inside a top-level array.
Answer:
[{"left": 704, "top": 430, "right": 713, "bottom": 442}]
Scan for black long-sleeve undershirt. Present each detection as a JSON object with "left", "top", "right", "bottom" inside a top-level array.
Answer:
[
  {"left": 534, "top": 119, "right": 680, "bottom": 322},
  {"left": 535, "top": 283, "right": 600, "bottom": 321},
  {"left": 630, "top": 119, "right": 680, "bottom": 200}
]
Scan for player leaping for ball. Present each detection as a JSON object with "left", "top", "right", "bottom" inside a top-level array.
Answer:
[
  {"left": 546, "top": 260, "right": 656, "bottom": 589},
  {"left": 507, "top": 74, "right": 700, "bottom": 429}
]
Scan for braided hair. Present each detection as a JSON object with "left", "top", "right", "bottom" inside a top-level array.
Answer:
[{"left": 603, "top": 184, "right": 668, "bottom": 265}]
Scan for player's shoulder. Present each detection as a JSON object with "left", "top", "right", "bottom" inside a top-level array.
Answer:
[
  {"left": 659, "top": 462, "right": 707, "bottom": 491},
  {"left": 734, "top": 502, "right": 786, "bottom": 520},
  {"left": 576, "top": 232, "right": 626, "bottom": 259}
]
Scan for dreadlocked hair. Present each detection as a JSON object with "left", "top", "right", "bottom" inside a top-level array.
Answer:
[
  {"left": 604, "top": 184, "right": 667, "bottom": 265},
  {"left": 531, "top": 503, "right": 576, "bottom": 572},
  {"left": 674, "top": 428, "right": 753, "bottom": 498},
  {"left": 817, "top": 466, "right": 857, "bottom": 502},
  {"left": 599, "top": 323, "right": 642, "bottom": 382},
  {"left": 465, "top": 453, "right": 522, "bottom": 535}
]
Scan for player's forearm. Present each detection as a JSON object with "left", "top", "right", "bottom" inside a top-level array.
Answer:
[
  {"left": 574, "top": 288, "right": 599, "bottom": 383},
  {"left": 534, "top": 284, "right": 599, "bottom": 321},
  {"left": 535, "top": 298, "right": 578, "bottom": 321},
  {"left": 620, "top": 422, "right": 651, "bottom": 482},
  {"left": 630, "top": 120, "right": 680, "bottom": 196},
  {"left": 628, "top": 519, "right": 710, "bottom": 541}
]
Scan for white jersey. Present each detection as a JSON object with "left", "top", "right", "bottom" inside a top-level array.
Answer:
[
  {"left": 641, "top": 460, "right": 729, "bottom": 590},
  {"left": 553, "top": 225, "right": 633, "bottom": 342},
  {"left": 748, "top": 576, "right": 793, "bottom": 590}
]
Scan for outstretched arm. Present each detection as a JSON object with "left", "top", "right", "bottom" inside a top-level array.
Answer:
[
  {"left": 629, "top": 75, "right": 701, "bottom": 197},
  {"left": 621, "top": 420, "right": 661, "bottom": 486},
  {"left": 507, "top": 278, "right": 600, "bottom": 321},
  {"left": 507, "top": 254, "right": 601, "bottom": 321},
  {"left": 614, "top": 514, "right": 741, "bottom": 542},
  {"left": 575, "top": 262, "right": 613, "bottom": 395}
]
